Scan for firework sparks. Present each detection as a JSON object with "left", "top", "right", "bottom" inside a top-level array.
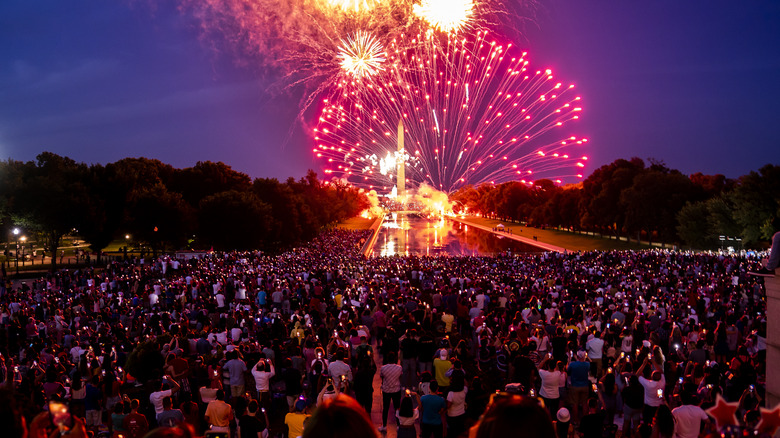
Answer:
[
  {"left": 328, "top": 0, "right": 381, "bottom": 12},
  {"left": 414, "top": 0, "right": 475, "bottom": 33},
  {"left": 314, "top": 31, "right": 588, "bottom": 193},
  {"left": 338, "top": 31, "right": 386, "bottom": 79}
]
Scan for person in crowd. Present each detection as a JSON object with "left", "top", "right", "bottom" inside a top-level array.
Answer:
[
  {"left": 553, "top": 407, "right": 575, "bottom": 438},
  {"left": 567, "top": 350, "right": 591, "bottom": 423},
  {"left": 204, "top": 389, "right": 233, "bottom": 433},
  {"left": 379, "top": 351, "right": 403, "bottom": 433},
  {"left": 302, "top": 394, "right": 378, "bottom": 438},
  {"left": 239, "top": 399, "right": 269, "bottom": 438},
  {"left": 671, "top": 384, "right": 709, "bottom": 438},
  {"left": 420, "top": 381, "right": 447, "bottom": 438},
  {"left": 470, "top": 393, "right": 555, "bottom": 438},
  {"left": 0, "top": 227, "right": 771, "bottom": 438},
  {"left": 396, "top": 390, "right": 421, "bottom": 438},
  {"left": 123, "top": 399, "right": 150, "bottom": 438},
  {"left": 157, "top": 396, "right": 185, "bottom": 427},
  {"left": 285, "top": 398, "right": 311, "bottom": 438}
]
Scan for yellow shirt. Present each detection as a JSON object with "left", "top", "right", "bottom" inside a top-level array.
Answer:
[
  {"left": 205, "top": 400, "right": 233, "bottom": 427},
  {"left": 285, "top": 412, "right": 310, "bottom": 438},
  {"left": 433, "top": 358, "right": 451, "bottom": 387},
  {"left": 441, "top": 314, "right": 454, "bottom": 333}
]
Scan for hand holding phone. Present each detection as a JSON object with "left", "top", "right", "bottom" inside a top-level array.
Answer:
[{"left": 48, "top": 400, "right": 74, "bottom": 434}]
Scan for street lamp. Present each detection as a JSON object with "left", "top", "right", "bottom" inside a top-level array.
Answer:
[
  {"left": 19, "top": 236, "right": 26, "bottom": 267},
  {"left": 13, "top": 228, "right": 20, "bottom": 274}
]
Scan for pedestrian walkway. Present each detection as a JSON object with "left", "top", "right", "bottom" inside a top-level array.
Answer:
[{"left": 369, "top": 345, "right": 420, "bottom": 438}]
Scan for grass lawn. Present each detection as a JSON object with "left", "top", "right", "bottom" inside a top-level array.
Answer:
[
  {"left": 336, "top": 217, "right": 377, "bottom": 231},
  {"left": 462, "top": 217, "right": 652, "bottom": 252}
]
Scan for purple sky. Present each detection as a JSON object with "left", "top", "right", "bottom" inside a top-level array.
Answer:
[{"left": 1, "top": 1, "right": 778, "bottom": 182}]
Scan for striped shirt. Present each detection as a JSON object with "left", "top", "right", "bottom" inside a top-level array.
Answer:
[{"left": 380, "top": 364, "right": 403, "bottom": 393}]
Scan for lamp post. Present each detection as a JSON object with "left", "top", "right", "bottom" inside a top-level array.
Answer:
[
  {"left": 13, "top": 228, "right": 20, "bottom": 274},
  {"left": 19, "top": 236, "right": 26, "bottom": 267}
]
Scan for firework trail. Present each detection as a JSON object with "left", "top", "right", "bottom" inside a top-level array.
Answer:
[
  {"left": 177, "top": 0, "right": 518, "bottom": 98},
  {"left": 313, "top": 31, "right": 587, "bottom": 193}
]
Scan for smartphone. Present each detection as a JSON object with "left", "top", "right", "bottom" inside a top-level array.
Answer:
[
  {"left": 48, "top": 400, "right": 74, "bottom": 433},
  {"left": 656, "top": 389, "right": 663, "bottom": 399}
]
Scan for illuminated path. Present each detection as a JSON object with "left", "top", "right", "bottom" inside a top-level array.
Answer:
[{"left": 448, "top": 216, "right": 566, "bottom": 253}]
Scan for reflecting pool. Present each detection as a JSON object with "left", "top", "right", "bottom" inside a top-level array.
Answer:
[{"left": 370, "top": 212, "right": 544, "bottom": 257}]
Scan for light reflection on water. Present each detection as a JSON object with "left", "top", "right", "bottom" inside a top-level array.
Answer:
[{"left": 371, "top": 212, "right": 544, "bottom": 257}]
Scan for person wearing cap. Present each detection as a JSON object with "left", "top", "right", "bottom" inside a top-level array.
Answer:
[
  {"left": 567, "top": 350, "right": 590, "bottom": 423},
  {"left": 433, "top": 350, "right": 452, "bottom": 393},
  {"left": 284, "top": 398, "right": 310, "bottom": 438},
  {"left": 553, "top": 407, "right": 575, "bottom": 438}
]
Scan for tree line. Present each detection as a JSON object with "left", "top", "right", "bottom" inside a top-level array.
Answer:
[
  {"left": 0, "top": 152, "right": 370, "bottom": 269},
  {"left": 450, "top": 158, "right": 780, "bottom": 249}
]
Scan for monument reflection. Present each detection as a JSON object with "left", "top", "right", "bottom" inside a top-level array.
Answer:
[{"left": 371, "top": 212, "right": 543, "bottom": 257}]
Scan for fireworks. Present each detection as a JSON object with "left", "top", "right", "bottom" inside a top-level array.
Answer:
[
  {"left": 175, "top": 0, "right": 587, "bottom": 191},
  {"left": 414, "top": 0, "right": 476, "bottom": 33},
  {"left": 329, "top": 0, "right": 381, "bottom": 12},
  {"left": 313, "top": 31, "right": 588, "bottom": 193},
  {"left": 338, "top": 32, "right": 386, "bottom": 79}
]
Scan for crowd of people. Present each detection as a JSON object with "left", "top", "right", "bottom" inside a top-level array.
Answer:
[{"left": 0, "top": 226, "right": 775, "bottom": 438}]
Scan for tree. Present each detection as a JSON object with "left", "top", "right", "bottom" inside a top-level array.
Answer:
[
  {"left": 197, "top": 190, "right": 272, "bottom": 250},
  {"left": 579, "top": 158, "right": 646, "bottom": 238},
  {"left": 10, "top": 153, "right": 90, "bottom": 271},
  {"left": 169, "top": 161, "right": 252, "bottom": 208},
  {"left": 125, "top": 183, "right": 193, "bottom": 256},
  {"left": 621, "top": 170, "right": 702, "bottom": 245},
  {"left": 728, "top": 164, "right": 780, "bottom": 245},
  {"left": 676, "top": 201, "right": 716, "bottom": 249},
  {"left": 77, "top": 164, "right": 124, "bottom": 263}
]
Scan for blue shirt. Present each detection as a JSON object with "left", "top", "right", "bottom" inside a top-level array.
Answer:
[
  {"left": 420, "top": 394, "right": 447, "bottom": 425},
  {"left": 568, "top": 361, "right": 591, "bottom": 388}
]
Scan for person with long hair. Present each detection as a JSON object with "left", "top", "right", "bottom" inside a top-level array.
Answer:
[{"left": 397, "top": 391, "right": 421, "bottom": 438}]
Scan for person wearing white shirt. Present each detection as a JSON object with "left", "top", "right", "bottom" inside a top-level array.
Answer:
[
  {"left": 585, "top": 331, "right": 605, "bottom": 377},
  {"left": 636, "top": 358, "right": 666, "bottom": 423},
  {"left": 538, "top": 356, "right": 562, "bottom": 415},
  {"left": 671, "top": 388, "right": 709, "bottom": 438},
  {"left": 251, "top": 359, "right": 275, "bottom": 410}
]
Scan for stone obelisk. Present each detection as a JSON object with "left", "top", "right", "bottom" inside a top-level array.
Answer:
[{"left": 397, "top": 119, "right": 405, "bottom": 199}]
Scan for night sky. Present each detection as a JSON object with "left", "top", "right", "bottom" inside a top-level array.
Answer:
[{"left": 1, "top": 1, "right": 778, "bottom": 182}]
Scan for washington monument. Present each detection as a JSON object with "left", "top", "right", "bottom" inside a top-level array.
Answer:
[{"left": 397, "top": 119, "right": 405, "bottom": 198}]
